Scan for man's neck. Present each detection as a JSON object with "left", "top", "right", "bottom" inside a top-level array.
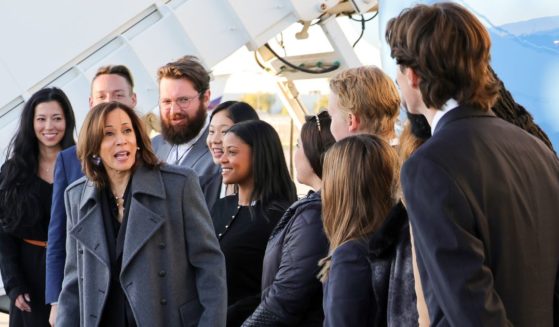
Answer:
[{"left": 428, "top": 98, "right": 459, "bottom": 134}]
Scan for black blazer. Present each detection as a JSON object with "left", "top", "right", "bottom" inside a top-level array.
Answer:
[{"left": 402, "top": 105, "right": 559, "bottom": 326}]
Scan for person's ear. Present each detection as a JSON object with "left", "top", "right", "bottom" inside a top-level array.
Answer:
[
  {"left": 202, "top": 89, "right": 211, "bottom": 108},
  {"left": 130, "top": 93, "right": 138, "bottom": 108},
  {"left": 405, "top": 67, "right": 420, "bottom": 89},
  {"left": 348, "top": 113, "right": 361, "bottom": 133}
]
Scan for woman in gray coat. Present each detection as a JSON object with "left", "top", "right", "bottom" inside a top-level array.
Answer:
[{"left": 56, "top": 101, "right": 226, "bottom": 327}]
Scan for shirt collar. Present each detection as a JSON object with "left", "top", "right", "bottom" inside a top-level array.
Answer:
[{"left": 431, "top": 98, "right": 459, "bottom": 135}]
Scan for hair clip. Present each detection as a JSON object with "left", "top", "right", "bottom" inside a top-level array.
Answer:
[{"left": 315, "top": 114, "right": 321, "bottom": 132}]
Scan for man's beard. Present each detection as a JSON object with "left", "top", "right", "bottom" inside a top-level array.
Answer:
[{"left": 161, "top": 103, "right": 207, "bottom": 145}]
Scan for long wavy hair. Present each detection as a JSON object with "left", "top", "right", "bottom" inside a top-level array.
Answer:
[
  {"left": 226, "top": 120, "right": 297, "bottom": 212},
  {"left": 320, "top": 135, "right": 400, "bottom": 281},
  {"left": 0, "top": 87, "right": 76, "bottom": 232}
]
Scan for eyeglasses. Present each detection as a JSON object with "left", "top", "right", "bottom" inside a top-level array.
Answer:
[{"left": 160, "top": 92, "right": 201, "bottom": 110}]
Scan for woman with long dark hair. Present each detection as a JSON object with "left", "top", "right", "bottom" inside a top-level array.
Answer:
[
  {"left": 212, "top": 120, "right": 297, "bottom": 326},
  {"left": 243, "top": 111, "right": 335, "bottom": 326},
  {"left": 206, "top": 101, "right": 259, "bottom": 199},
  {"left": 0, "top": 87, "right": 76, "bottom": 326}
]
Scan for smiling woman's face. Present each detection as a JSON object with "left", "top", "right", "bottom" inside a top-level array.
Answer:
[
  {"left": 207, "top": 110, "right": 235, "bottom": 164},
  {"left": 99, "top": 108, "right": 137, "bottom": 178},
  {"left": 220, "top": 132, "right": 252, "bottom": 186}
]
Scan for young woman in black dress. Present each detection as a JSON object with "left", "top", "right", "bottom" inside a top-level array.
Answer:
[
  {"left": 0, "top": 88, "right": 76, "bottom": 326},
  {"left": 212, "top": 120, "right": 297, "bottom": 326}
]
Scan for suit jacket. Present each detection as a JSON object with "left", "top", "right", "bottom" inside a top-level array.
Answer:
[
  {"left": 152, "top": 126, "right": 221, "bottom": 211},
  {"left": 402, "top": 105, "right": 559, "bottom": 326},
  {"left": 45, "top": 145, "right": 84, "bottom": 303},
  {"left": 56, "top": 164, "right": 226, "bottom": 327}
]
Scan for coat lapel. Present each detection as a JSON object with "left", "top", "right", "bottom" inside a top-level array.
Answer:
[
  {"left": 155, "top": 137, "right": 173, "bottom": 162},
  {"left": 121, "top": 164, "right": 166, "bottom": 272},
  {"left": 182, "top": 126, "right": 209, "bottom": 168},
  {"left": 70, "top": 181, "right": 110, "bottom": 268}
]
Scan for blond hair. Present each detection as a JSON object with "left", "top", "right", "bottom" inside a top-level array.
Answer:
[
  {"left": 329, "top": 66, "right": 400, "bottom": 139},
  {"left": 320, "top": 134, "right": 400, "bottom": 281}
]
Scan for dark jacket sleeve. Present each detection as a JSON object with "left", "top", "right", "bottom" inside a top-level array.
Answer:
[
  {"left": 402, "top": 155, "right": 510, "bottom": 326},
  {"left": 323, "top": 241, "right": 372, "bottom": 327},
  {"left": 200, "top": 169, "right": 221, "bottom": 214},
  {"left": 55, "top": 184, "right": 81, "bottom": 326},
  {"left": 45, "top": 151, "right": 69, "bottom": 303},
  {"left": 243, "top": 204, "right": 328, "bottom": 326},
  {"left": 0, "top": 231, "right": 27, "bottom": 301}
]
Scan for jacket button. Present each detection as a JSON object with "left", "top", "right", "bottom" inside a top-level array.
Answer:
[
  {"left": 160, "top": 298, "right": 167, "bottom": 305},
  {"left": 159, "top": 242, "right": 166, "bottom": 249},
  {"left": 159, "top": 270, "right": 166, "bottom": 277}
]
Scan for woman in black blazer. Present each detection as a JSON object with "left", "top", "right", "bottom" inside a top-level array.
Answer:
[{"left": 212, "top": 120, "right": 297, "bottom": 326}]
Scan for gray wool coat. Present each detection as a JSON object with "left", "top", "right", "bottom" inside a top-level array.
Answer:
[
  {"left": 152, "top": 126, "right": 221, "bottom": 211},
  {"left": 56, "top": 163, "right": 226, "bottom": 327}
]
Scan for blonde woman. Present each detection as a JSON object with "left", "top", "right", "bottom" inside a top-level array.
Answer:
[{"left": 320, "top": 134, "right": 417, "bottom": 326}]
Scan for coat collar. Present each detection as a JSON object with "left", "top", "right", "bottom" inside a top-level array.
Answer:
[
  {"left": 433, "top": 105, "right": 496, "bottom": 135},
  {"left": 71, "top": 164, "right": 166, "bottom": 271},
  {"left": 369, "top": 201, "right": 409, "bottom": 258},
  {"left": 182, "top": 126, "right": 210, "bottom": 167},
  {"left": 155, "top": 126, "right": 210, "bottom": 167}
]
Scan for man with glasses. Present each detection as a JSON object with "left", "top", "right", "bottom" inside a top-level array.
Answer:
[{"left": 153, "top": 55, "right": 221, "bottom": 210}]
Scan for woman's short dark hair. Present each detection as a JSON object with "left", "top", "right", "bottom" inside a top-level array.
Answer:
[
  {"left": 0, "top": 87, "right": 76, "bottom": 231},
  {"left": 301, "top": 111, "right": 336, "bottom": 178},
  {"left": 77, "top": 101, "right": 159, "bottom": 188},
  {"left": 210, "top": 101, "right": 259, "bottom": 123},
  {"left": 226, "top": 120, "right": 296, "bottom": 205}
]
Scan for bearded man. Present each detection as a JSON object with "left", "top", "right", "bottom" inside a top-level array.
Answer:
[{"left": 153, "top": 55, "right": 221, "bottom": 210}]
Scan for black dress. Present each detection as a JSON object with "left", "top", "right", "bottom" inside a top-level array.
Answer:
[
  {"left": 0, "top": 176, "right": 52, "bottom": 327},
  {"left": 212, "top": 195, "right": 289, "bottom": 327}
]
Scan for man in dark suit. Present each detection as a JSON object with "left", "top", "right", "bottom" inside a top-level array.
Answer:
[
  {"left": 386, "top": 3, "right": 559, "bottom": 326},
  {"left": 45, "top": 65, "right": 137, "bottom": 324},
  {"left": 152, "top": 55, "right": 221, "bottom": 210}
]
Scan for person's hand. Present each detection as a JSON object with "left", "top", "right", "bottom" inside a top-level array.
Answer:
[
  {"left": 15, "top": 293, "right": 31, "bottom": 312},
  {"left": 49, "top": 303, "right": 58, "bottom": 326}
]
